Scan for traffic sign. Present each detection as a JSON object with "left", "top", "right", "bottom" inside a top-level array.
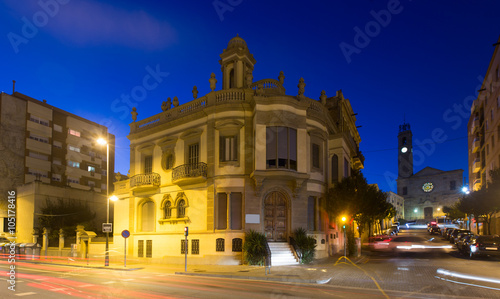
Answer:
[
  {"left": 121, "top": 230, "right": 130, "bottom": 238},
  {"left": 102, "top": 223, "right": 112, "bottom": 233}
]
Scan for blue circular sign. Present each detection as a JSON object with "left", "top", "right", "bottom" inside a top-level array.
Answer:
[{"left": 121, "top": 230, "right": 130, "bottom": 238}]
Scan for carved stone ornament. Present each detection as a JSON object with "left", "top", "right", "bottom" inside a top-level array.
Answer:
[
  {"left": 278, "top": 71, "right": 285, "bottom": 84},
  {"left": 161, "top": 101, "right": 168, "bottom": 111},
  {"left": 192, "top": 86, "right": 198, "bottom": 99},
  {"left": 173, "top": 96, "right": 179, "bottom": 107},
  {"left": 131, "top": 107, "right": 138, "bottom": 122},
  {"left": 209, "top": 73, "right": 217, "bottom": 91},
  {"left": 298, "top": 77, "right": 306, "bottom": 96},
  {"left": 166, "top": 97, "right": 172, "bottom": 109},
  {"left": 320, "top": 90, "right": 327, "bottom": 105}
]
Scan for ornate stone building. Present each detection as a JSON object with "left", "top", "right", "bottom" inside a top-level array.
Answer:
[
  {"left": 396, "top": 123, "right": 463, "bottom": 220},
  {"left": 112, "top": 36, "right": 363, "bottom": 264}
]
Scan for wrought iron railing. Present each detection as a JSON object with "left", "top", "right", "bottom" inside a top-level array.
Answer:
[
  {"left": 264, "top": 238, "right": 272, "bottom": 272},
  {"left": 130, "top": 173, "right": 161, "bottom": 188},
  {"left": 172, "top": 162, "right": 207, "bottom": 181}
]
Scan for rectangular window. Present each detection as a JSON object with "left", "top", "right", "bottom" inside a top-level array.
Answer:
[
  {"left": 144, "top": 155, "right": 152, "bottom": 174},
  {"left": 220, "top": 136, "right": 237, "bottom": 162},
  {"left": 138, "top": 240, "right": 144, "bottom": 257},
  {"left": 88, "top": 166, "right": 96, "bottom": 172},
  {"left": 29, "top": 134, "right": 49, "bottom": 144},
  {"left": 52, "top": 174, "right": 61, "bottom": 182},
  {"left": 344, "top": 158, "right": 349, "bottom": 177},
  {"left": 491, "top": 109, "right": 494, "bottom": 121},
  {"left": 450, "top": 181, "right": 456, "bottom": 191},
  {"left": 232, "top": 238, "right": 243, "bottom": 252},
  {"left": 69, "top": 129, "right": 81, "bottom": 137},
  {"left": 68, "top": 145, "right": 80, "bottom": 152},
  {"left": 188, "top": 143, "right": 199, "bottom": 165},
  {"left": 30, "top": 115, "right": 49, "bottom": 126},
  {"left": 497, "top": 96, "right": 500, "bottom": 109},
  {"left": 146, "top": 240, "right": 153, "bottom": 258},
  {"left": 53, "top": 159, "right": 61, "bottom": 165},
  {"left": 29, "top": 151, "right": 48, "bottom": 161},
  {"left": 53, "top": 124, "right": 62, "bottom": 132},
  {"left": 402, "top": 187, "right": 407, "bottom": 195},
  {"left": 191, "top": 239, "right": 199, "bottom": 255},
  {"left": 67, "top": 177, "right": 79, "bottom": 184},
  {"left": 68, "top": 161, "right": 80, "bottom": 168},
  {"left": 216, "top": 238, "right": 225, "bottom": 252},
  {"left": 53, "top": 140, "right": 62, "bottom": 148},
  {"left": 312, "top": 143, "right": 320, "bottom": 169},
  {"left": 492, "top": 136, "right": 495, "bottom": 150},
  {"left": 230, "top": 192, "right": 242, "bottom": 230},
  {"left": 181, "top": 239, "right": 188, "bottom": 254},
  {"left": 216, "top": 193, "right": 227, "bottom": 229},
  {"left": 266, "top": 127, "right": 297, "bottom": 170},
  {"left": 88, "top": 181, "right": 95, "bottom": 188},
  {"left": 28, "top": 169, "right": 48, "bottom": 178},
  {"left": 307, "top": 197, "right": 316, "bottom": 231}
]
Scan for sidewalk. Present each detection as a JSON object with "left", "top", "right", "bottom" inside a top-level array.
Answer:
[{"left": 17, "top": 254, "right": 368, "bottom": 284}]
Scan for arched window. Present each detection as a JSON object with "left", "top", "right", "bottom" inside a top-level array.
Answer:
[
  {"left": 164, "top": 201, "right": 172, "bottom": 218},
  {"left": 178, "top": 199, "right": 186, "bottom": 218},
  {"left": 141, "top": 201, "right": 155, "bottom": 232}
]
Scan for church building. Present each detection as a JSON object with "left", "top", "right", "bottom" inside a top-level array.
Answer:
[
  {"left": 111, "top": 36, "right": 363, "bottom": 264},
  {"left": 396, "top": 122, "right": 463, "bottom": 220}
]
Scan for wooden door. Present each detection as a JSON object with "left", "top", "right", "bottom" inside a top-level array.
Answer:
[{"left": 264, "top": 192, "right": 287, "bottom": 241}]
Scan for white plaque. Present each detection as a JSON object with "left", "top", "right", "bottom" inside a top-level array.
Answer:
[{"left": 245, "top": 214, "right": 260, "bottom": 224}]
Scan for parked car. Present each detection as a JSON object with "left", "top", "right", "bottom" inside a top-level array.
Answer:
[
  {"left": 454, "top": 231, "right": 474, "bottom": 246},
  {"left": 445, "top": 228, "right": 456, "bottom": 241},
  {"left": 464, "top": 235, "right": 500, "bottom": 259},
  {"left": 429, "top": 225, "right": 441, "bottom": 235},
  {"left": 456, "top": 234, "right": 474, "bottom": 254},
  {"left": 450, "top": 229, "right": 470, "bottom": 244},
  {"left": 442, "top": 227, "right": 454, "bottom": 239}
]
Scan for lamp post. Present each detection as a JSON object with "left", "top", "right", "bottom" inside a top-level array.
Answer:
[
  {"left": 97, "top": 138, "right": 116, "bottom": 266},
  {"left": 341, "top": 216, "right": 347, "bottom": 259}
]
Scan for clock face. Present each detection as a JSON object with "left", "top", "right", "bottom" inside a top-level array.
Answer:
[
  {"left": 422, "top": 182, "right": 434, "bottom": 193},
  {"left": 401, "top": 147, "right": 408, "bottom": 153}
]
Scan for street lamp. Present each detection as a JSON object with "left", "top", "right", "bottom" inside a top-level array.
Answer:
[
  {"left": 341, "top": 216, "right": 347, "bottom": 259},
  {"left": 97, "top": 137, "right": 114, "bottom": 266}
]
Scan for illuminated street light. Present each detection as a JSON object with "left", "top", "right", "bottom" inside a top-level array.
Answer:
[
  {"left": 341, "top": 216, "right": 347, "bottom": 259},
  {"left": 414, "top": 208, "right": 418, "bottom": 213},
  {"left": 97, "top": 137, "right": 112, "bottom": 267},
  {"left": 461, "top": 186, "right": 470, "bottom": 194}
]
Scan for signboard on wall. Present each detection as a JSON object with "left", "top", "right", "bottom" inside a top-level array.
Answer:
[{"left": 245, "top": 214, "right": 260, "bottom": 224}]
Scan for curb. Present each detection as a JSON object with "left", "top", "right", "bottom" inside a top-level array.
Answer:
[
  {"left": 17, "top": 260, "right": 143, "bottom": 271},
  {"left": 174, "top": 271, "right": 332, "bottom": 284}
]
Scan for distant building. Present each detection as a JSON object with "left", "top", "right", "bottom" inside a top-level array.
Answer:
[
  {"left": 396, "top": 122, "right": 463, "bottom": 220},
  {"left": 386, "top": 191, "right": 404, "bottom": 221},
  {"left": 112, "top": 36, "right": 364, "bottom": 264},
  {"left": 0, "top": 91, "right": 115, "bottom": 242},
  {"left": 467, "top": 35, "right": 500, "bottom": 234}
]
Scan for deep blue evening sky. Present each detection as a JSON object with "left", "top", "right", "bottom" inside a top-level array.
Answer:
[{"left": 1, "top": 0, "right": 499, "bottom": 192}]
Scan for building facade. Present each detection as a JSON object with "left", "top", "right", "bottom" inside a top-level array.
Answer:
[
  {"left": 467, "top": 35, "right": 500, "bottom": 234},
  {"left": 112, "top": 36, "right": 364, "bottom": 264},
  {"left": 386, "top": 191, "right": 404, "bottom": 221},
  {"left": 396, "top": 123, "right": 463, "bottom": 220},
  {"left": 0, "top": 91, "right": 114, "bottom": 241}
]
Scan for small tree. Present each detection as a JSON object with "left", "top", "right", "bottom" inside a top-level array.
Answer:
[
  {"left": 242, "top": 230, "right": 267, "bottom": 265},
  {"left": 293, "top": 228, "right": 316, "bottom": 264}
]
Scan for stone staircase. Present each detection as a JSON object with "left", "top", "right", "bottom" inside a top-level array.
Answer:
[{"left": 268, "top": 242, "right": 299, "bottom": 266}]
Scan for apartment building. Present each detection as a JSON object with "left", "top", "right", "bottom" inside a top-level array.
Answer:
[
  {"left": 0, "top": 91, "right": 115, "bottom": 242},
  {"left": 112, "top": 36, "right": 364, "bottom": 264}
]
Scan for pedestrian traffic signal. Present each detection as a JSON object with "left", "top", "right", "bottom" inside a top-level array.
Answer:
[{"left": 184, "top": 226, "right": 188, "bottom": 236}]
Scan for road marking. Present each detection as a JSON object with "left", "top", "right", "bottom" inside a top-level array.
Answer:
[
  {"left": 15, "top": 293, "right": 37, "bottom": 297},
  {"left": 102, "top": 281, "right": 116, "bottom": 284}
]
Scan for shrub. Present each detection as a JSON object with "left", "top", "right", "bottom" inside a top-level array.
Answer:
[
  {"left": 294, "top": 228, "right": 316, "bottom": 264},
  {"left": 243, "top": 230, "right": 267, "bottom": 265}
]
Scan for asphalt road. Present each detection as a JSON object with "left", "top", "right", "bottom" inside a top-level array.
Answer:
[{"left": 0, "top": 228, "right": 499, "bottom": 298}]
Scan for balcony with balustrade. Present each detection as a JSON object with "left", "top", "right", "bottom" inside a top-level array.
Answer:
[
  {"left": 172, "top": 162, "right": 207, "bottom": 185},
  {"left": 130, "top": 172, "right": 161, "bottom": 193}
]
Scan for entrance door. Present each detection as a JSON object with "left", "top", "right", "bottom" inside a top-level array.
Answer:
[
  {"left": 424, "top": 207, "right": 433, "bottom": 220},
  {"left": 264, "top": 191, "right": 287, "bottom": 241}
]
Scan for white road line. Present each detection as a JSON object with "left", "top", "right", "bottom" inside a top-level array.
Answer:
[{"left": 15, "top": 293, "right": 37, "bottom": 297}]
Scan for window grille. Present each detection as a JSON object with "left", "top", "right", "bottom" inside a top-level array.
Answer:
[
  {"left": 181, "top": 239, "right": 188, "bottom": 254},
  {"left": 216, "top": 238, "right": 225, "bottom": 252},
  {"left": 146, "top": 240, "right": 153, "bottom": 258},
  {"left": 191, "top": 239, "right": 199, "bottom": 255},
  {"left": 178, "top": 199, "right": 186, "bottom": 218},
  {"left": 138, "top": 240, "right": 144, "bottom": 257},
  {"left": 164, "top": 201, "right": 172, "bottom": 218},
  {"left": 232, "top": 238, "right": 242, "bottom": 252}
]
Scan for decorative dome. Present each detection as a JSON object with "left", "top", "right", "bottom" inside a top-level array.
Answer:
[{"left": 227, "top": 34, "right": 247, "bottom": 50}]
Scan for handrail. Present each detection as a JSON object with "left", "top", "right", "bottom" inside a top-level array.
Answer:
[
  {"left": 289, "top": 236, "right": 301, "bottom": 263},
  {"left": 130, "top": 173, "right": 160, "bottom": 188},
  {"left": 172, "top": 162, "right": 207, "bottom": 181}
]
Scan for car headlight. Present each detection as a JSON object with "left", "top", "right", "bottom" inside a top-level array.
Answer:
[{"left": 470, "top": 245, "right": 477, "bottom": 252}]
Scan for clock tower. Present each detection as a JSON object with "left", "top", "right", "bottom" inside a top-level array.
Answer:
[{"left": 398, "top": 122, "right": 413, "bottom": 178}]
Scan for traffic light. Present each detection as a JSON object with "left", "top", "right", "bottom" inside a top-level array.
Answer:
[{"left": 184, "top": 226, "right": 189, "bottom": 236}]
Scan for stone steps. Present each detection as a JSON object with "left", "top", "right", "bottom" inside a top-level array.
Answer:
[{"left": 268, "top": 242, "right": 299, "bottom": 266}]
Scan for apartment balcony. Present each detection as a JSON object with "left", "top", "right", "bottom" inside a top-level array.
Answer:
[
  {"left": 130, "top": 173, "right": 161, "bottom": 192},
  {"left": 471, "top": 138, "right": 480, "bottom": 153},
  {"left": 472, "top": 117, "right": 480, "bottom": 134},
  {"left": 472, "top": 178, "right": 481, "bottom": 191},
  {"left": 472, "top": 158, "right": 481, "bottom": 173},
  {"left": 172, "top": 162, "right": 207, "bottom": 185}
]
